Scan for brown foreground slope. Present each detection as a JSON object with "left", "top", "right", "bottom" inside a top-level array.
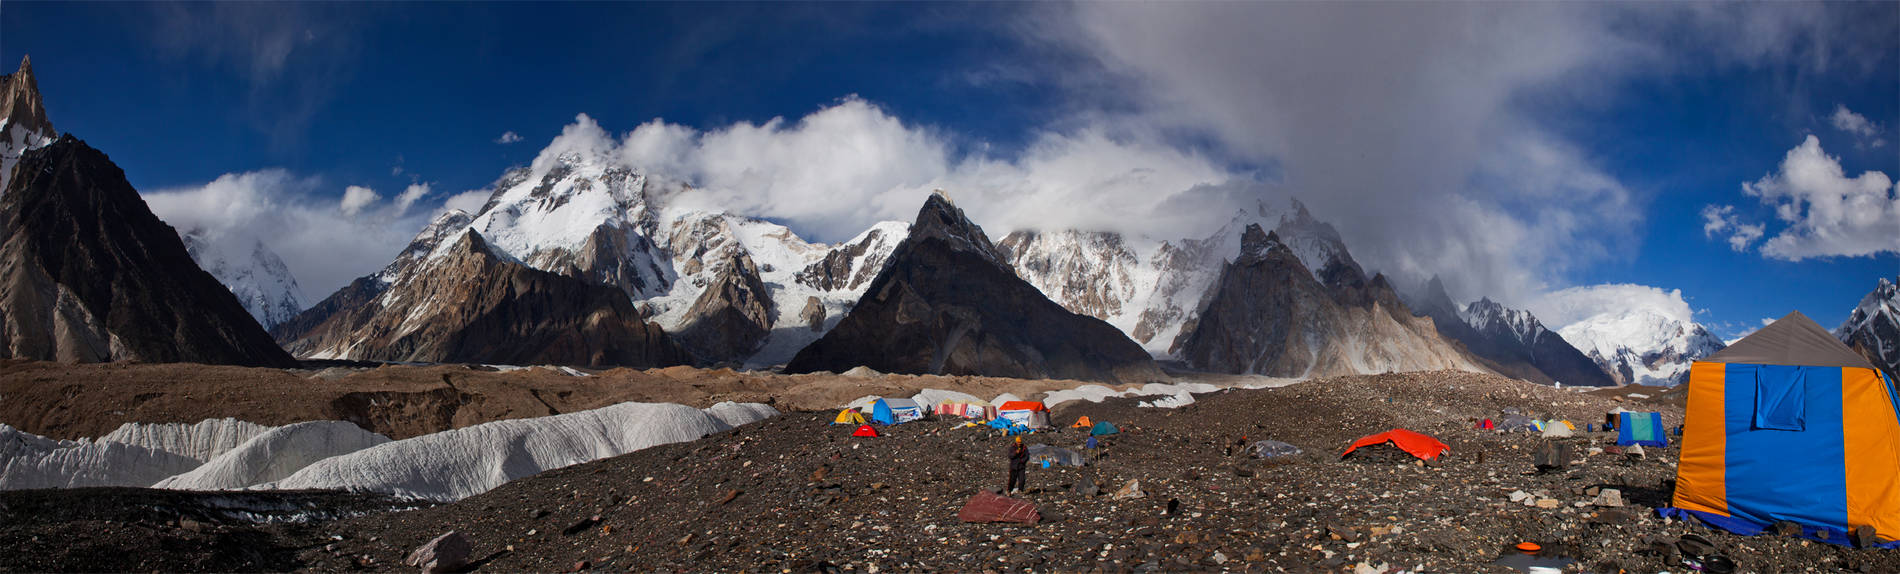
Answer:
[
  {"left": 2, "top": 370, "right": 1890, "bottom": 573},
  {"left": 0, "top": 359, "right": 1094, "bottom": 440}
]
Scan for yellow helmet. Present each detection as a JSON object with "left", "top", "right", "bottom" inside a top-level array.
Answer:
[{"left": 1014, "top": 436, "right": 1023, "bottom": 443}]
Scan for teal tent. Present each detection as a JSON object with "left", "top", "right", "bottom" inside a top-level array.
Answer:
[
  {"left": 1616, "top": 411, "right": 1668, "bottom": 447},
  {"left": 1089, "top": 421, "right": 1120, "bottom": 436}
]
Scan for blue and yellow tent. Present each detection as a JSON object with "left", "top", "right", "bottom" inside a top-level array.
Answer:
[{"left": 1665, "top": 311, "right": 1900, "bottom": 547}]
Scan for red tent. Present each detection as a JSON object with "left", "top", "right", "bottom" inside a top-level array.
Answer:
[
  {"left": 1341, "top": 429, "right": 1448, "bottom": 461},
  {"left": 852, "top": 424, "right": 879, "bottom": 437}
]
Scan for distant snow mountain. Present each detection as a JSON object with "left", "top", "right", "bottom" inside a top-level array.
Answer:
[
  {"left": 180, "top": 231, "right": 306, "bottom": 330},
  {"left": 1169, "top": 224, "right": 1483, "bottom": 377},
  {"left": 1557, "top": 308, "right": 1725, "bottom": 386},
  {"left": 281, "top": 146, "right": 907, "bottom": 367},
  {"left": 999, "top": 198, "right": 1364, "bottom": 358},
  {"left": 999, "top": 199, "right": 1487, "bottom": 379},
  {"left": 1402, "top": 277, "right": 1616, "bottom": 387},
  {"left": 1837, "top": 276, "right": 1899, "bottom": 380}
]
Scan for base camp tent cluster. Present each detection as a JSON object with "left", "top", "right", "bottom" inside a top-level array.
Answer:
[{"left": 1665, "top": 312, "right": 1900, "bottom": 548}]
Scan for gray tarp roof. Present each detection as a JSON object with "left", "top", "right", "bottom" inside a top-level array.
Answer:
[{"left": 1704, "top": 311, "right": 1879, "bottom": 370}]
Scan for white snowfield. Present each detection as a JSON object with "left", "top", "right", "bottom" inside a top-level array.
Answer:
[
  {"left": 265, "top": 401, "right": 777, "bottom": 501},
  {"left": 0, "top": 423, "right": 202, "bottom": 490},
  {"left": 0, "top": 401, "right": 777, "bottom": 502},
  {"left": 153, "top": 421, "right": 393, "bottom": 491},
  {"left": 98, "top": 418, "right": 272, "bottom": 462}
]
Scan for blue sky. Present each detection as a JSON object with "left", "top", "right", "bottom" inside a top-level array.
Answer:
[{"left": 3, "top": 2, "right": 1896, "bottom": 337}]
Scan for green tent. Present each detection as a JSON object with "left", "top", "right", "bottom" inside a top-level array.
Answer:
[{"left": 1090, "top": 421, "right": 1120, "bottom": 436}]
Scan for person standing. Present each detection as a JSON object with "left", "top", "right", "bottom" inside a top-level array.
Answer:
[{"left": 1006, "top": 436, "right": 1029, "bottom": 493}]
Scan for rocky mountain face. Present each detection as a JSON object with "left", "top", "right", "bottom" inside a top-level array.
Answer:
[
  {"left": 1837, "top": 276, "right": 1899, "bottom": 381},
  {"left": 180, "top": 232, "right": 306, "bottom": 330},
  {"left": 279, "top": 145, "right": 907, "bottom": 367},
  {"left": 1558, "top": 308, "right": 1725, "bottom": 386},
  {"left": 1171, "top": 224, "right": 1483, "bottom": 377},
  {"left": 1405, "top": 277, "right": 1616, "bottom": 387},
  {"left": 0, "top": 137, "right": 295, "bottom": 366},
  {"left": 787, "top": 193, "right": 1165, "bottom": 384},
  {"left": 999, "top": 198, "right": 1372, "bottom": 359},
  {"left": 1, "top": 56, "right": 55, "bottom": 196},
  {"left": 275, "top": 227, "right": 686, "bottom": 367},
  {"left": 672, "top": 250, "right": 774, "bottom": 363}
]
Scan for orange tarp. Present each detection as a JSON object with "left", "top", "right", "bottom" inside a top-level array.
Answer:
[
  {"left": 1341, "top": 429, "right": 1449, "bottom": 461},
  {"left": 999, "top": 401, "right": 1047, "bottom": 412}
]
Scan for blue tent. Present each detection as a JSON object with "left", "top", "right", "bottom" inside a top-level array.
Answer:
[
  {"left": 1665, "top": 311, "right": 1900, "bottom": 547},
  {"left": 870, "top": 400, "right": 895, "bottom": 425},
  {"left": 1616, "top": 411, "right": 1668, "bottom": 447}
]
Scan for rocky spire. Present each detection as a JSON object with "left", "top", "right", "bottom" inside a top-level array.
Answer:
[{"left": 2, "top": 55, "right": 53, "bottom": 136}]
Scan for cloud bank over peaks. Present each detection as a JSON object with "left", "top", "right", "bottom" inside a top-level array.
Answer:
[
  {"left": 522, "top": 98, "right": 1255, "bottom": 245},
  {"left": 1528, "top": 283, "right": 1701, "bottom": 333},
  {"left": 143, "top": 171, "right": 446, "bottom": 300}
]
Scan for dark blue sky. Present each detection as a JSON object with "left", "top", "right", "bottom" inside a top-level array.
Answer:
[{"left": 4, "top": 2, "right": 1896, "bottom": 336}]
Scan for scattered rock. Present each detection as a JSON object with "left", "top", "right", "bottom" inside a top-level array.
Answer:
[
  {"left": 404, "top": 531, "right": 472, "bottom": 574},
  {"left": 1112, "top": 479, "right": 1146, "bottom": 500},
  {"left": 1590, "top": 488, "right": 1624, "bottom": 508}
]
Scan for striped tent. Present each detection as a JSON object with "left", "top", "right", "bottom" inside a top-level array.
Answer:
[{"left": 1665, "top": 311, "right": 1900, "bottom": 547}]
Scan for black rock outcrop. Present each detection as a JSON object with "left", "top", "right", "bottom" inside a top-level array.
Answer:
[
  {"left": 1174, "top": 224, "right": 1480, "bottom": 377},
  {"left": 787, "top": 192, "right": 1164, "bottom": 384},
  {"left": 1410, "top": 276, "right": 1616, "bottom": 387},
  {"left": 0, "top": 137, "right": 295, "bottom": 366}
]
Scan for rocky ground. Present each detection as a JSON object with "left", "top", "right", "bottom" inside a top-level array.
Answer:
[
  {"left": 0, "top": 359, "right": 1098, "bottom": 440},
  {"left": 2, "top": 369, "right": 1893, "bottom": 573}
]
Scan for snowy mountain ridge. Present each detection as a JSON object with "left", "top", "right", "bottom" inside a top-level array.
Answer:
[
  {"left": 999, "top": 197, "right": 1363, "bottom": 358},
  {"left": 1557, "top": 307, "right": 1725, "bottom": 386},
  {"left": 1460, "top": 297, "right": 1545, "bottom": 347},
  {"left": 1837, "top": 276, "right": 1899, "bottom": 379},
  {"left": 181, "top": 231, "right": 308, "bottom": 330},
  {"left": 289, "top": 143, "right": 910, "bottom": 367}
]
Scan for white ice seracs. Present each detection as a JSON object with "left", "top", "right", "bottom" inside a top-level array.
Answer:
[
  {"left": 153, "top": 421, "right": 392, "bottom": 491},
  {"left": 265, "top": 401, "right": 777, "bottom": 501}
]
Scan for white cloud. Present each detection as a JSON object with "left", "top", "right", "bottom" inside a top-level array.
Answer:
[
  {"left": 1031, "top": 3, "right": 1673, "bottom": 305},
  {"left": 1741, "top": 135, "right": 1900, "bottom": 260},
  {"left": 394, "top": 183, "right": 430, "bottom": 216},
  {"left": 1830, "top": 105, "right": 1887, "bottom": 148},
  {"left": 144, "top": 171, "right": 442, "bottom": 301},
  {"left": 1528, "top": 283, "right": 1699, "bottom": 331},
  {"left": 1699, "top": 204, "right": 1765, "bottom": 251},
  {"left": 339, "top": 185, "right": 381, "bottom": 216},
  {"left": 439, "top": 189, "right": 489, "bottom": 217},
  {"left": 495, "top": 131, "right": 523, "bottom": 144},
  {"left": 526, "top": 100, "right": 1247, "bottom": 244}
]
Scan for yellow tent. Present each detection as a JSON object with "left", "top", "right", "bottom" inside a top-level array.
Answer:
[{"left": 832, "top": 409, "right": 866, "bottom": 425}]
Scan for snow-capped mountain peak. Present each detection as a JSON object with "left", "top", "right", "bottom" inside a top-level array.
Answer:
[
  {"left": 180, "top": 231, "right": 307, "bottom": 330},
  {"left": 1837, "top": 275, "right": 1899, "bottom": 379},
  {"left": 1460, "top": 297, "right": 1546, "bottom": 346},
  {"left": 1557, "top": 307, "right": 1725, "bottom": 386}
]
